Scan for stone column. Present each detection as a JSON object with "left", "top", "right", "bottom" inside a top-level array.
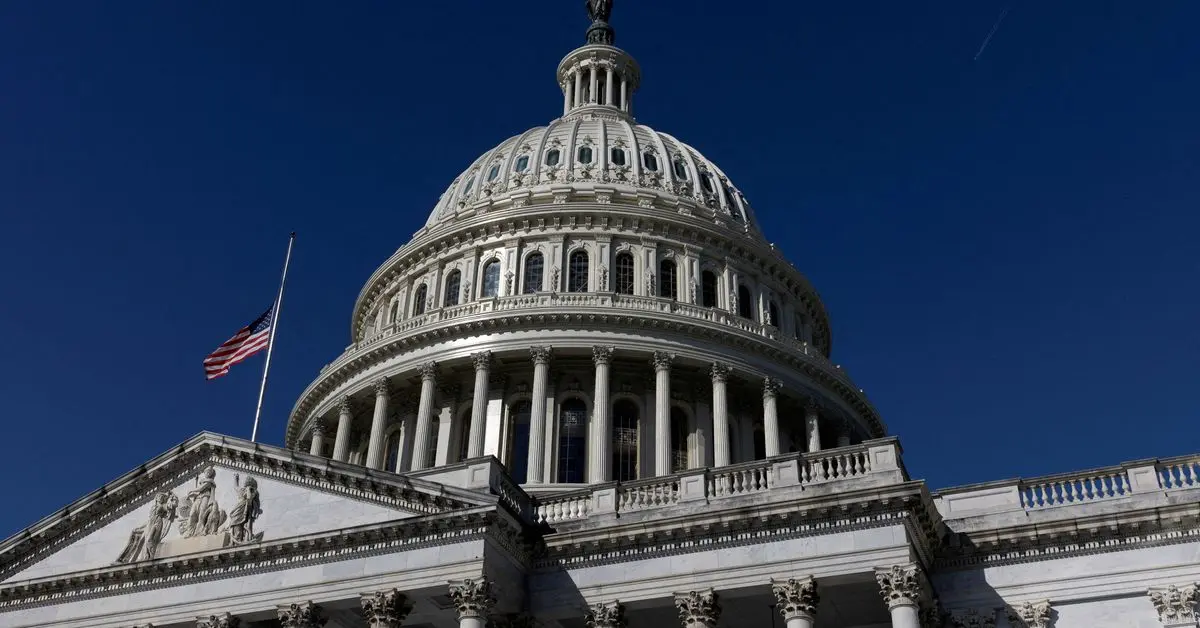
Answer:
[
  {"left": 366, "top": 379, "right": 391, "bottom": 470},
  {"left": 526, "top": 346, "right": 552, "bottom": 483},
  {"left": 276, "top": 601, "right": 326, "bottom": 628},
  {"left": 589, "top": 65, "right": 598, "bottom": 103},
  {"left": 361, "top": 589, "right": 414, "bottom": 628},
  {"left": 586, "top": 600, "right": 627, "bottom": 628},
  {"left": 605, "top": 67, "right": 615, "bottom": 106},
  {"left": 308, "top": 425, "right": 325, "bottom": 456},
  {"left": 410, "top": 362, "right": 439, "bottom": 470},
  {"left": 1149, "top": 584, "right": 1197, "bottom": 628},
  {"left": 562, "top": 80, "right": 572, "bottom": 114},
  {"left": 197, "top": 614, "right": 240, "bottom": 628},
  {"left": 771, "top": 577, "right": 819, "bottom": 628},
  {"left": 875, "top": 565, "right": 923, "bottom": 628},
  {"left": 620, "top": 77, "right": 629, "bottom": 111},
  {"left": 574, "top": 70, "right": 583, "bottom": 108},
  {"left": 468, "top": 351, "right": 491, "bottom": 458},
  {"left": 652, "top": 351, "right": 673, "bottom": 476},
  {"left": 332, "top": 397, "right": 353, "bottom": 462},
  {"left": 674, "top": 589, "right": 721, "bottom": 628},
  {"left": 590, "top": 346, "right": 614, "bottom": 483},
  {"left": 448, "top": 578, "right": 496, "bottom": 628},
  {"left": 762, "top": 377, "right": 781, "bottom": 457},
  {"left": 711, "top": 363, "right": 731, "bottom": 468},
  {"left": 804, "top": 401, "right": 822, "bottom": 453}
]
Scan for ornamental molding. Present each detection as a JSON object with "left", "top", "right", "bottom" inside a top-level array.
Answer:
[
  {"left": 277, "top": 601, "right": 327, "bottom": 628},
  {"left": 0, "top": 508, "right": 510, "bottom": 612},
  {"left": 875, "top": 563, "right": 924, "bottom": 609},
  {"left": 1149, "top": 583, "right": 1198, "bottom": 625},
  {"left": 1007, "top": 599, "right": 1053, "bottom": 628},
  {"left": 448, "top": 577, "right": 496, "bottom": 620},
  {"left": 585, "top": 600, "right": 627, "bottom": 628},
  {"left": 360, "top": 588, "right": 414, "bottom": 627},
  {"left": 770, "top": 576, "right": 818, "bottom": 620}
]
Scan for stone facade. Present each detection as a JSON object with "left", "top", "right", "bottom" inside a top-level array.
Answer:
[{"left": 3, "top": 3, "right": 1200, "bottom": 628}]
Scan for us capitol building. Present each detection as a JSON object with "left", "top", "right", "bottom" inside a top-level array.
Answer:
[{"left": 4, "top": 4, "right": 1199, "bottom": 628}]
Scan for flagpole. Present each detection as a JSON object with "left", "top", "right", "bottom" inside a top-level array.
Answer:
[{"left": 251, "top": 231, "right": 295, "bottom": 442}]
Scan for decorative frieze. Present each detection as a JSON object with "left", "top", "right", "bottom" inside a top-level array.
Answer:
[
  {"left": 674, "top": 589, "right": 721, "bottom": 628},
  {"left": 585, "top": 600, "right": 627, "bottom": 628},
  {"left": 277, "top": 601, "right": 327, "bottom": 628},
  {"left": 448, "top": 577, "right": 496, "bottom": 620},
  {"left": 360, "top": 588, "right": 413, "bottom": 627},
  {"left": 770, "top": 576, "right": 818, "bottom": 620},
  {"left": 1007, "top": 600, "right": 1052, "bottom": 628},
  {"left": 196, "top": 615, "right": 239, "bottom": 628},
  {"left": 875, "top": 564, "right": 923, "bottom": 609},
  {"left": 1149, "top": 584, "right": 1198, "bottom": 626}
]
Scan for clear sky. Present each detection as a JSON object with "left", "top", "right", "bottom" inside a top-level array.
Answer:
[{"left": 1, "top": 1, "right": 1197, "bottom": 538}]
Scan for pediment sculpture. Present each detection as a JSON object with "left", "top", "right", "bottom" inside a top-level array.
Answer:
[{"left": 114, "top": 467, "right": 264, "bottom": 564}]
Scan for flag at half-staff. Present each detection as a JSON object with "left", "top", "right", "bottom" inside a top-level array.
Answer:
[{"left": 203, "top": 306, "right": 274, "bottom": 380}]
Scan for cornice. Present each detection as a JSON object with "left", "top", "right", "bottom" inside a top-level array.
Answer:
[
  {"left": 349, "top": 203, "right": 831, "bottom": 351},
  {"left": 0, "top": 508, "right": 513, "bottom": 612},
  {"left": 286, "top": 308, "right": 882, "bottom": 447}
]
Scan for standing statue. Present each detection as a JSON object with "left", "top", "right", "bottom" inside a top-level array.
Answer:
[
  {"left": 226, "top": 475, "right": 263, "bottom": 544},
  {"left": 585, "top": 0, "right": 615, "bottom": 45},
  {"left": 179, "top": 467, "right": 226, "bottom": 537},
  {"left": 114, "top": 491, "right": 179, "bottom": 563},
  {"left": 586, "top": 0, "right": 612, "bottom": 23}
]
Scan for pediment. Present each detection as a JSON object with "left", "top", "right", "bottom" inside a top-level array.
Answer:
[{"left": 0, "top": 432, "right": 497, "bottom": 585}]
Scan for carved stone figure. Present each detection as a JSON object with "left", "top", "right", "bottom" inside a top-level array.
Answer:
[
  {"left": 586, "top": 0, "right": 612, "bottom": 23},
  {"left": 180, "top": 467, "right": 225, "bottom": 538},
  {"left": 115, "top": 491, "right": 179, "bottom": 563},
  {"left": 226, "top": 475, "right": 263, "bottom": 544}
]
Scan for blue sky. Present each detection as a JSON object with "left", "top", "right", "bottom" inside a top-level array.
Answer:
[{"left": 1, "top": 1, "right": 1197, "bottom": 537}]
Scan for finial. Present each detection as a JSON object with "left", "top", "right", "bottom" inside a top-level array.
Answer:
[{"left": 585, "top": 0, "right": 615, "bottom": 45}]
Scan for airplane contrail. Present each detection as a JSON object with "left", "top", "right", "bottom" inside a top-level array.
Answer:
[{"left": 974, "top": 5, "right": 1011, "bottom": 61}]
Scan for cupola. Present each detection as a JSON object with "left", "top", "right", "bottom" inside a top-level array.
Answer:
[{"left": 556, "top": 1, "right": 641, "bottom": 118}]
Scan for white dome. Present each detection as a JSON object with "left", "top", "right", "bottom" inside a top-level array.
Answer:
[{"left": 426, "top": 119, "right": 760, "bottom": 234}]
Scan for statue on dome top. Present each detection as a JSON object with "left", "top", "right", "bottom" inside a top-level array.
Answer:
[
  {"left": 586, "top": 0, "right": 612, "bottom": 24},
  {"left": 585, "top": 0, "right": 615, "bottom": 45}
]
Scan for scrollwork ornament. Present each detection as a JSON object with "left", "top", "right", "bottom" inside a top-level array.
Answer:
[
  {"left": 651, "top": 351, "right": 673, "bottom": 372},
  {"left": 276, "top": 601, "right": 327, "bottom": 628},
  {"left": 418, "top": 361, "right": 439, "bottom": 382},
  {"left": 1007, "top": 600, "right": 1052, "bottom": 628},
  {"left": 592, "top": 345, "right": 615, "bottom": 366},
  {"left": 770, "top": 577, "right": 818, "bottom": 620},
  {"left": 360, "top": 589, "right": 413, "bottom": 627},
  {"left": 585, "top": 600, "right": 627, "bottom": 628},
  {"left": 471, "top": 351, "right": 493, "bottom": 372},
  {"left": 1149, "top": 584, "right": 1198, "bottom": 624},
  {"left": 673, "top": 589, "right": 721, "bottom": 627},
  {"left": 530, "top": 345, "right": 553, "bottom": 365},
  {"left": 196, "top": 613, "right": 240, "bottom": 628},
  {"left": 447, "top": 578, "right": 496, "bottom": 620},
  {"left": 875, "top": 564, "right": 923, "bottom": 609}
]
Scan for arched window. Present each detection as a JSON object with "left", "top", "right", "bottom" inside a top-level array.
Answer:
[
  {"left": 724, "top": 185, "right": 744, "bottom": 221},
  {"left": 545, "top": 149, "right": 561, "bottom": 167},
  {"left": 487, "top": 164, "right": 501, "bottom": 182},
  {"left": 659, "top": 259, "right": 677, "bottom": 300},
  {"left": 557, "top": 398, "right": 588, "bottom": 483},
  {"left": 481, "top": 259, "right": 501, "bottom": 298},
  {"left": 610, "top": 148, "right": 627, "bottom": 167},
  {"left": 523, "top": 252, "right": 544, "bottom": 294},
  {"left": 506, "top": 400, "right": 532, "bottom": 484},
  {"left": 673, "top": 159, "right": 689, "bottom": 180},
  {"left": 515, "top": 155, "right": 530, "bottom": 172},
  {"left": 388, "top": 301, "right": 399, "bottom": 324},
  {"left": 568, "top": 250, "right": 589, "bottom": 292},
  {"left": 612, "top": 399, "right": 639, "bottom": 482},
  {"left": 426, "top": 415, "right": 441, "bottom": 468},
  {"left": 768, "top": 301, "right": 780, "bottom": 328},
  {"left": 737, "top": 284, "right": 753, "bottom": 319},
  {"left": 444, "top": 270, "right": 461, "bottom": 307},
  {"left": 701, "top": 270, "right": 719, "bottom": 308},
  {"left": 578, "top": 146, "right": 593, "bottom": 164},
  {"left": 670, "top": 407, "right": 689, "bottom": 473},
  {"left": 643, "top": 152, "right": 659, "bottom": 171},
  {"left": 412, "top": 284, "right": 428, "bottom": 316},
  {"left": 384, "top": 428, "right": 402, "bottom": 473},
  {"left": 614, "top": 252, "right": 635, "bottom": 295}
]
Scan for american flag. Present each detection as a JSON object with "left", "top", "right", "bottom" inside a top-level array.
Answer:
[{"left": 203, "top": 306, "right": 273, "bottom": 380}]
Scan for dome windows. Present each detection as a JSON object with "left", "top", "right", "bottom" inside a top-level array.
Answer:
[
  {"left": 487, "top": 164, "right": 501, "bottom": 182},
  {"left": 568, "top": 250, "right": 589, "bottom": 292},
  {"left": 515, "top": 155, "right": 530, "bottom": 173},
  {"left": 462, "top": 175, "right": 476, "bottom": 195},
  {"left": 643, "top": 152, "right": 659, "bottom": 172},
  {"left": 545, "top": 149, "right": 561, "bottom": 167},
  {"left": 578, "top": 146, "right": 594, "bottom": 164},
  {"left": 610, "top": 148, "right": 627, "bottom": 167},
  {"left": 412, "top": 284, "right": 428, "bottom": 316},
  {"left": 614, "top": 252, "right": 635, "bottom": 295},
  {"left": 523, "top": 252, "right": 544, "bottom": 294},
  {"left": 700, "top": 172, "right": 716, "bottom": 195},
  {"left": 659, "top": 259, "right": 677, "bottom": 300},
  {"left": 672, "top": 158, "right": 689, "bottom": 180},
  {"left": 481, "top": 259, "right": 501, "bottom": 298},
  {"left": 444, "top": 270, "right": 462, "bottom": 307}
]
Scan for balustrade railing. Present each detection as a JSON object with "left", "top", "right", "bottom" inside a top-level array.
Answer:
[
  {"left": 1159, "top": 456, "right": 1200, "bottom": 490},
  {"left": 1018, "top": 468, "right": 1131, "bottom": 509},
  {"left": 532, "top": 440, "right": 901, "bottom": 525}
]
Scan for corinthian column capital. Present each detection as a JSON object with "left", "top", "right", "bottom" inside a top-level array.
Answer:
[
  {"left": 592, "top": 345, "right": 615, "bottom": 366},
  {"left": 196, "top": 614, "right": 240, "bottom": 628},
  {"left": 471, "top": 350, "right": 492, "bottom": 371},
  {"left": 585, "top": 600, "right": 627, "bottom": 628},
  {"left": 418, "top": 361, "right": 440, "bottom": 382},
  {"left": 448, "top": 578, "right": 496, "bottom": 620},
  {"left": 338, "top": 395, "right": 352, "bottom": 414},
  {"left": 651, "top": 351, "right": 673, "bottom": 372},
  {"left": 875, "top": 564, "right": 924, "bottom": 609},
  {"left": 770, "top": 576, "right": 818, "bottom": 620},
  {"left": 373, "top": 378, "right": 391, "bottom": 397},
  {"left": 762, "top": 377, "right": 782, "bottom": 398},
  {"left": 360, "top": 589, "right": 413, "bottom": 627},
  {"left": 674, "top": 589, "right": 721, "bottom": 627},
  {"left": 1149, "top": 584, "right": 1198, "bottom": 626},
  {"left": 1007, "top": 600, "right": 1052, "bottom": 628},
  {"left": 710, "top": 362, "right": 731, "bottom": 383},
  {"left": 530, "top": 345, "right": 553, "bottom": 365},
  {"left": 276, "top": 601, "right": 327, "bottom": 628}
]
